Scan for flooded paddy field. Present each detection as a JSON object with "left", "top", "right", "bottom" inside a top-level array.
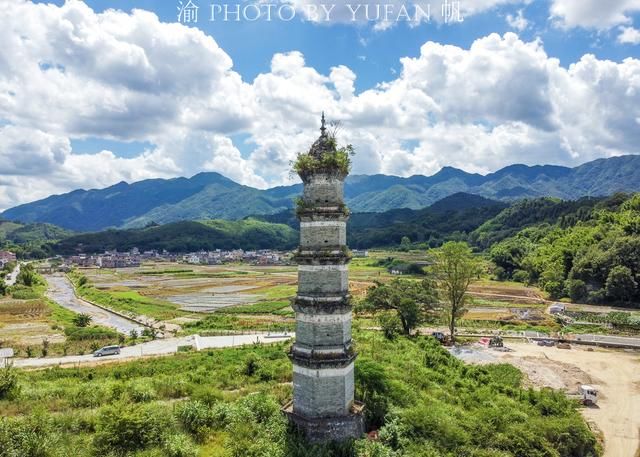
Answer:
[
  {"left": 81, "top": 263, "right": 299, "bottom": 318},
  {"left": 76, "top": 253, "right": 553, "bottom": 333}
]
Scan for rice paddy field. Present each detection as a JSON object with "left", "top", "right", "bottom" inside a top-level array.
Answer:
[{"left": 69, "top": 250, "right": 554, "bottom": 335}]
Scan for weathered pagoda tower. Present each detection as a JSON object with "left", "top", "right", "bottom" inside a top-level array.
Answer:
[{"left": 284, "top": 114, "right": 364, "bottom": 442}]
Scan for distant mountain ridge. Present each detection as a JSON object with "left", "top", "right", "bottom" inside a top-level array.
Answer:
[
  {"left": 48, "top": 193, "right": 505, "bottom": 254},
  {"left": 3, "top": 155, "right": 640, "bottom": 232}
]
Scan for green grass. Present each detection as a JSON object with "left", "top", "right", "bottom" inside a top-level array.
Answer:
[
  {"left": 76, "top": 284, "right": 185, "bottom": 321},
  {"left": 0, "top": 332, "right": 600, "bottom": 457},
  {"left": 219, "top": 301, "right": 291, "bottom": 315},
  {"left": 139, "top": 269, "right": 194, "bottom": 275},
  {"left": 45, "top": 297, "right": 79, "bottom": 328},
  {"left": 182, "top": 314, "right": 294, "bottom": 334},
  {"left": 171, "top": 271, "right": 251, "bottom": 279},
  {"left": 254, "top": 284, "right": 296, "bottom": 301}
]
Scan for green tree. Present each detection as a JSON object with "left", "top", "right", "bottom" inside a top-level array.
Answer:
[
  {"left": 72, "top": 313, "right": 93, "bottom": 328},
  {"left": 433, "top": 242, "right": 480, "bottom": 344},
  {"left": 364, "top": 278, "right": 437, "bottom": 335},
  {"left": 377, "top": 312, "right": 401, "bottom": 340},
  {"left": 605, "top": 266, "right": 637, "bottom": 302},
  {"left": 399, "top": 236, "right": 411, "bottom": 252},
  {"left": 16, "top": 264, "right": 37, "bottom": 287},
  {"left": 0, "top": 279, "right": 6, "bottom": 296},
  {"left": 565, "top": 279, "right": 588, "bottom": 303}
]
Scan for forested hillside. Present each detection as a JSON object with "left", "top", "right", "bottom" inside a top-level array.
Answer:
[
  {"left": 53, "top": 219, "right": 298, "bottom": 254},
  {"left": 489, "top": 193, "right": 640, "bottom": 306},
  {"left": 0, "top": 220, "right": 73, "bottom": 259},
  {"left": 348, "top": 193, "right": 508, "bottom": 248},
  {"left": 4, "top": 155, "right": 640, "bottom": 231},
  {"left": 257, "top": 193, "right": 509, "bottom": 248},
  {"left": 470, "top": 197, "right": 605, "bottom": 249}
]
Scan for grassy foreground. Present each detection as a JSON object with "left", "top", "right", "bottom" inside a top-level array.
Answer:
[{"left": 0, "top": 331, "right": 599, "bottom": 457}]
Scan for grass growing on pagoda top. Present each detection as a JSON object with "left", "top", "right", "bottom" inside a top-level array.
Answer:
[{"left": 292, "top": 138, "right": 354, "bottom": 179}]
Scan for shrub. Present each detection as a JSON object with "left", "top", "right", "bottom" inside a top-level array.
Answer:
[
  {"left": 162, "top": 434, "right": 198, "bottom": 457},
  {"left": 10, "top": 286, "right": 40, "bottom": 300},
  {"left": 154, "top": 376, "right": 191, "bottom": 399},
  {"left": 0, "top": 415, "right": 57, "bottom": 457},
  {"left": 190, "top": 385, "right": 224, "bottom": 406},
  {"left": 128, "top": 380, "right": 157, "bottom": 403},
  {"left": 355, "top": 440, "right": 399, "bottom": 457},
  {"left": 41, "top": 338, "right": 49, "bottom": 358},
  {"left": 243, "top": 353, "right": 261, "bottom": 376},
  {"left": 70, "top": 383, "right": 106, "bottom": 409},
  {"left": 512, "top": 270, "right": 530, "bottom": 284},
  {"left": 175, "top": 400, "right": 218, "bottom": 440},
  {"left": 356, "top": 359, "right": 390, "bottom": 428},
  {"left": 65, "top": 326, "right": 118, "bottom": 341},
  {"left": 0, "top": 365, "right": 20, "bottom": 400},
  {"left": 72, "top": 313, "right": 93, "bottom": 328},
  {"left": 93, "top": 403, "right": 174, "bottom": 455}
]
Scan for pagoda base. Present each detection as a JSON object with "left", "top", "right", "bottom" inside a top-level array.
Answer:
[{"left": 283, "top": 401, "right": 365, "bottom": 443}]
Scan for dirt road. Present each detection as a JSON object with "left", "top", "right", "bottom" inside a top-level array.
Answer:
[{"left": 495, "top": 343, "right": 640, "bottom": 457}]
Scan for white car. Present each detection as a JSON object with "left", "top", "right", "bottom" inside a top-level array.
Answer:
[{"left": 93, "top": 345, "right": 121, "bottom": 357}]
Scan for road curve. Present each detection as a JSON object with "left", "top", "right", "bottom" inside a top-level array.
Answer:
[
  {"left": 5, "top": 263, "right": 20, "bottom": 286},
  {"left": 44, "top": 274, "right": 143, "bottom": 335},
  {"left": 13, "top": 333, "right": 293, "bottom": 368}
]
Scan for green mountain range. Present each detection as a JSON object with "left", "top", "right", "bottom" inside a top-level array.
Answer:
[{"left": 2, "top": 155, "right": 640, "bottom": 232}]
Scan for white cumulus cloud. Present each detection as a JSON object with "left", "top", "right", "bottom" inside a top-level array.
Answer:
[
  {"left": 618, "top": 26, "right": 640, "bottom": 44},
  {"left": 550, "top": 0, "right": 640, "bottom": 29},
  {"left": 0, "top": 2, "right": 639, "bottom": 212}
]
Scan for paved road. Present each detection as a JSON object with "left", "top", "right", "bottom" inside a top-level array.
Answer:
[
  {"left": 5, "top": 263, "right": 20, "bottom": 286},
  {"left": 44, "top": 274, "right": 143, "bottom": 335},
  {"left": 13, "top": 333, "right": 293, "bottom": 368},
  {"left": 573, "top": 333, "right": 640, "bottom": 349}
]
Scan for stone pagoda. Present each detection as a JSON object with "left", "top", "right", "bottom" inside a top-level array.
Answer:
[{"left": 283, "top": 114, "right": 364, "bottom": 442}]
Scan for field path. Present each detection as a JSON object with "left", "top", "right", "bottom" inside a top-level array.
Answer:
[
  {"left": 495, "top": 343, "right": 640, "bottom": 457},
  {"left": 44, "top": 274, "right": 142, "bottom": 334}
]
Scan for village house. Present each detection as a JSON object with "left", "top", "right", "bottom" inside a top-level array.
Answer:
[{"left": 0, "top": 250, "right": 17, "bottom": 267}]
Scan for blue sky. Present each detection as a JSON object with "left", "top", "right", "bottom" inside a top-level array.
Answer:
[
  {"left": 1, "top": 0, "right": 639, "bottom": 209},
  {"left": 43, "top": 0, "right": 639, "bottom": 88}
]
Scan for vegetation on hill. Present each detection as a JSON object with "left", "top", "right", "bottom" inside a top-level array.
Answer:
[
  {"left": 0, "top": 220, "right": 72, "bottom": 258},
  {"left": 257, "top": 193, "right": 508, "bottom": 248},
  {"left": 470, "top": 197, "right": 604, "bottom": 249},
  {"left": 348, "top": 194, "right": 507, "bottom": 249},
  {"left": 0, "top": 334, "right": 599, "bottom": 457},
  {"left": 489, "top": 193, "right": 640, "bottom": 306},
  {"left": 3, "top": 155, "right": 640, "bottom": 231},
  {"left": 53, "top": 219, "right": 298, "bottom": 254}
]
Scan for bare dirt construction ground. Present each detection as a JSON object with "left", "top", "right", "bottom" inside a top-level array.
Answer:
[{"left": 494, "top": 342, "right": 640, "bottom": 457}]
